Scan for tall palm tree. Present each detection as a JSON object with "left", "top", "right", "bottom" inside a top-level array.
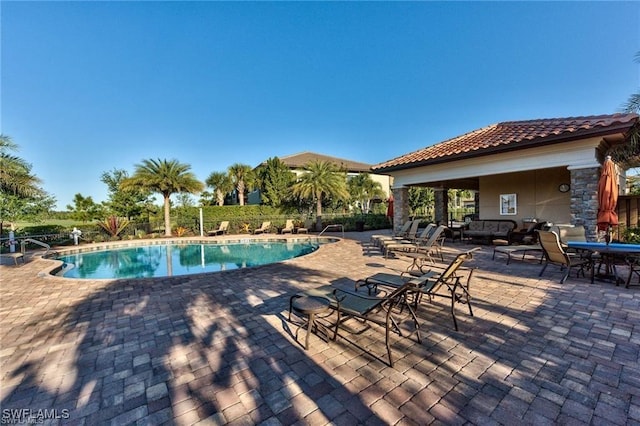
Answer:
[
  {"left": 205, "top": 171, "right": 233, "bottom": 206},
  {"left": 291, "top": 160, "right": 349, "bottom": 230},
  {"left": 228, "top": 163, "right": 254, "bottom": 206},
  {"left": 121, "top": 158, "right": 204, "bottom": 236},
  {"left": 0, "top": 134, "right": 42, "bottom": 197}
]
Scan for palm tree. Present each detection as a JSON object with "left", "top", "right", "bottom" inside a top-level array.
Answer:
[
  {"left": 121, "top": 158, "right": 204, "bottom": 236},
  {"left": 0, "top": 134, "right": 42, "bottom": 197},
  {"left": 291, "top": 160, "right": 349, "bottom": 230},
  {"left": 205, "top": 171, "right": 233, "bottom": 206},
  {"left": 611, "top": 51, "right": 640, "bottom": 167},
  {"left": 347, "top": 173, "right": 385, "bottom": 214},
  {"left": 228, "top": 163, "right": 254, "bottom": 206}
]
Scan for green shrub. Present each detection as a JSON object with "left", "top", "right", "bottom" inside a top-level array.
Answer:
[{"left": 623, "top": 227, "right": 640, "bottom": 243}]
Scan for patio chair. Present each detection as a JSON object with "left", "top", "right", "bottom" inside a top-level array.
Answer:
[
  {"left": 537, "top": 230, "right": 593, "bottom": 284},
  {"left": 371, "top": 219, "right": 413, "bottom": 247},
  {"left": 252, "top": 221, "right": 271, "bottom": 234},
  {"left": 281, "top": 219, "right": 295, "bottom": 234},
  {"left": 207, "top": 221, "right": 229, "bottom": 236},
  {"left": 357, "top": 248, "right": 478, "bottom": 331}
]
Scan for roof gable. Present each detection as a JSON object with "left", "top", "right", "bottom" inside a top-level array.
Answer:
[
  {"left": 275, "top": 151, "right": 373, "bottom": 173},
  {"left": 373, "top": 113, "right": 639, "bottom": 172}
]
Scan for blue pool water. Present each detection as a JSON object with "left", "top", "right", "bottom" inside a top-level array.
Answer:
[{"left": 56, "top": 239, "right": 328, "bottom": 279}]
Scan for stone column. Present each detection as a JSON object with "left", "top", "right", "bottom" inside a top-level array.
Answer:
[
  {"left": 392, "top": 187, "right": 410, "bottom": 233},
  {"left": 570, "top": 167, "right": 599, "bottom": 240},
  {"left": 434, "top": 188, "right": 448, "bottom": 225}
]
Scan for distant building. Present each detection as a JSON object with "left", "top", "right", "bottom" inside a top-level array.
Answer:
[{"left": 248, "top": 151, "right": 392, "bottom": 205}]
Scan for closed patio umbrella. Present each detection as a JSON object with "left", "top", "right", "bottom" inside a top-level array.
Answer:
[
  {"left": 597, "top": 156, "right": 619, "bottom": 239},
  {"left": 386, "top": 194, "right": 394, "bottom": 224}
]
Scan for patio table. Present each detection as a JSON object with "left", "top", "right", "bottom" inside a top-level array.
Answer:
[{"left": 567, "top": 242, "right": 640, "bottom": 288}]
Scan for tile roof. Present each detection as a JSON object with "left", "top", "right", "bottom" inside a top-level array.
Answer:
[
  {"left": 373, "top": 113, "right": 639, "bottom": 172},
  {"left": 274, "top": 151, "right": 373, "bottom": 173}
]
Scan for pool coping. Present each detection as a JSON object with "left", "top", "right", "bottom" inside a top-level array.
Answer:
[{"left": 40, "top": 235, "right": 342, "bottom": 281}]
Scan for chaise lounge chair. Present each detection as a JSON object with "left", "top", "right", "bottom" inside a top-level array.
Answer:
[
  {"left": 357, "top": 248, "right": 479, "bottom": 330},
  {"left": 371, "top": 219, "right": 414, "bottom": 247},
  {"left": 253, "top": 221, "right": 271, "bottom": 234},
  {"left": 378, "top": 220, "right": 422, "bottom": 252},
  {"left": 281, "top": 219, "right": 295, "bottom": 234},
  {"left": 207, "top": 221, "right": 229, "bottom": 236},
  {"left": 383, "top": 224, "right": 443, "bottom": 260},
  {"left": 289, "top": 281, "right": 421, "bottom": 367}
]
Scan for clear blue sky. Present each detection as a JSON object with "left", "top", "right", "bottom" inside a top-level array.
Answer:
[{"left": 2, "top": 1, "right": 639, "bottom": 210}]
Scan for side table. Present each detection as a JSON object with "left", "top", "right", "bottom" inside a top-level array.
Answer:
[{"left": 288, "top": 295, "right": 333, "bottom": 350}]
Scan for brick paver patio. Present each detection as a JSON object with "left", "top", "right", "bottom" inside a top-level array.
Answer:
[{"left": 1, "top": 231, "right": 639, "bottom": 425}]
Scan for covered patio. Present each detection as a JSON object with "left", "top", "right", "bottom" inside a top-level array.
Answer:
[
  {"left": 373, "top": 113, "right": 640, "bottom": 241},
  {"left": 1, "top": 231, "right": 638, "bottom": 424}
]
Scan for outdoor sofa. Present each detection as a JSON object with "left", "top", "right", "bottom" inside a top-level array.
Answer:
[{"left": 462, "top": 219, "right": 518, "bottom": 244}]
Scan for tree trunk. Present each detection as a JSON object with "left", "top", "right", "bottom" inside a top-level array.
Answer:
[
  {"left": 238, "top": 181, "right": 245, "bottom": 206},
  {"left": 164, "top": 195, "right": 172, "bottom": 236},
  {"left": 316, "top": 196, "right": 323, "bottom": 232}
]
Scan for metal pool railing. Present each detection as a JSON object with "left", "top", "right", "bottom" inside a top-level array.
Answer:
[{"left": 318, "top": 224, "right": 344, "bottom": 238}]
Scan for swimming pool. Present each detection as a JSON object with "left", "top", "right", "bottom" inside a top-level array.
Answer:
[{"left": 54, "top": 238, "right": 334, "bottom": 279}]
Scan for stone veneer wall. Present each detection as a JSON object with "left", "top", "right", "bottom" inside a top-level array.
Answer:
[
  {"left": 392, "top": 187, "right": 410, "bottom": 233},
  {"left": 570, "top": 166, "right": 599, "bottom": 240},
  {"left": 434, "top": 189, "right": 448, "bottom": 225}
]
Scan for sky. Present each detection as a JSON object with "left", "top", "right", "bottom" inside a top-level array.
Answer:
[{"left": 2, "top": 1, "right": 639, "bottom": 210}]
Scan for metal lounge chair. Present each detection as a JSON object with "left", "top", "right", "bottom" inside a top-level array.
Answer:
[
  {"left": 385, "top": 225, "right": 447, "bottom": 265},
  {"left": 357, "top": 248, "right": 479, "bottom": 331},
  {"left": 331, "top": 282, "right": 421, "bottom": 367},
  {"left": 371, "top": 219, "right": 414, "bottom": 247},
  {"left": 288, "top": 282, "right": 421, "bottom": 367},
  {"left": 379, "top": 220, "right": 422, "bottom": 252},
  {"left": 382, "top": 223, "right": 435, "bottom": 256}
]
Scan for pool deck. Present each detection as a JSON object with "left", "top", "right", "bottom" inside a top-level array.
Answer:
[{"left": 1, "top": 231, "right": 639, "bottom": 425}]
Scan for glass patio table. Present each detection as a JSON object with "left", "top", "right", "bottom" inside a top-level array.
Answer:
[{"left": 567, "top": 242, "right": 640, "bottom": 288}]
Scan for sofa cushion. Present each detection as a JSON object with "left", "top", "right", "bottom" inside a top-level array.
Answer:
[
  {"left": 492, "top": 222, "right": 514, "bottom": 238},
  {"left": 468, "top": 221, "right": 484, "bottom": 232},
  {"left": 483, "top": 222, "right": 499, "bottom": 233}
]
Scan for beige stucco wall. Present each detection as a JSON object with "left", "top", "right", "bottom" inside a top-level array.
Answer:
[
  {"left": 479, "top": 168, "right": 572, "bottom": 225},
  {"left": 369, "top": 174, "right": 392, "bottom": 197}
]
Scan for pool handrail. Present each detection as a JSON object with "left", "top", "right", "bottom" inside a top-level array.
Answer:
[
  {"left": 318, "top": 224, "right": 344, "bottom": 239},
  {"left": 21, "top": 238, "right": 51, "bottom": 256}
]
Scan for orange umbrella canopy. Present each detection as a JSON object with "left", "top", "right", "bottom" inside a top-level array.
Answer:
[{"left": 597, "top": 156, "right": 619, "bottom": 231}]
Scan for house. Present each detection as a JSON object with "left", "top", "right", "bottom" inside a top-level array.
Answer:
[
  {"left": 248, "top": 152, "right": 392, "bottom": 205},
  {"left": 372, "top": 113, "right": 639, "bottom": 240}
]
